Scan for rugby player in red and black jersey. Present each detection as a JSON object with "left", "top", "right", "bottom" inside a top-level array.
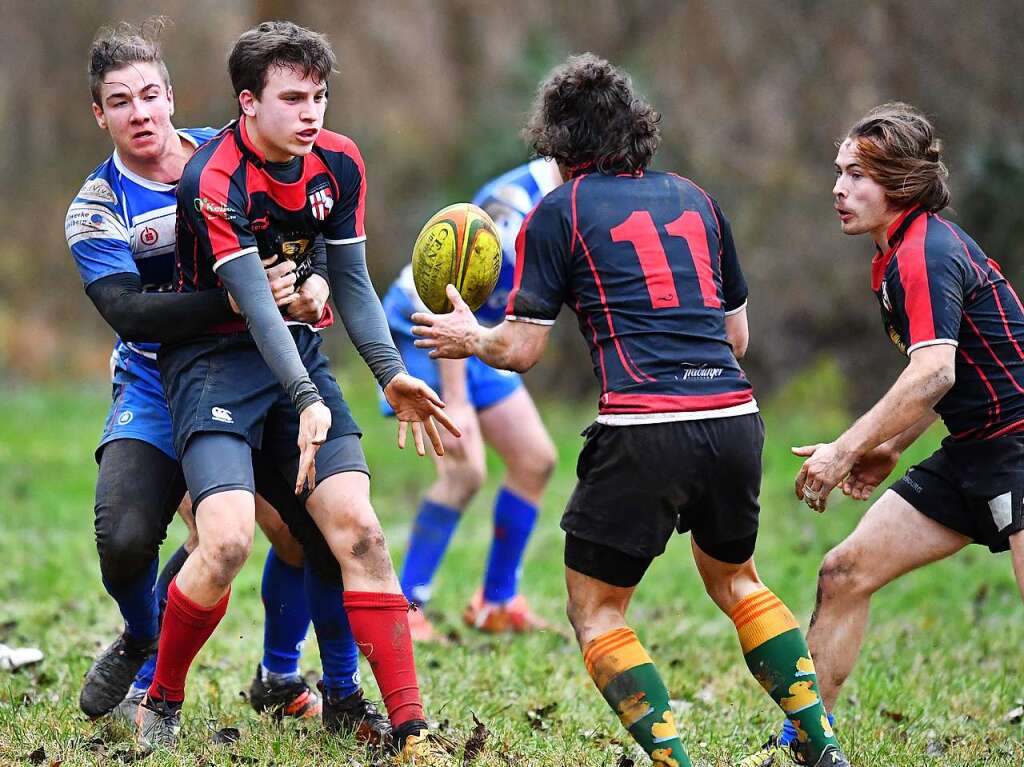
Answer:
[
  {"left": 751, "top": 102, "right": 1024, "bottom": 766},
  {"left": 413, "top": 54, "right": 849, "bottom": 767},
  {"left": 140, "top": 22, "right": 457, "bottom": 759}
]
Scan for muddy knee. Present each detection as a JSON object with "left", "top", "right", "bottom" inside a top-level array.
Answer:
[{"left": 818, "top": 547, "right": 875, "bottom": 599}]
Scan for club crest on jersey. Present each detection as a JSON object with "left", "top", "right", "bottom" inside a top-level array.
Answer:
[
  {"left": 309, "top": 188, "right": 334, "bottom": 220},
  {"left": 281, "top": 239, "right": 310, "bottom": 257}
]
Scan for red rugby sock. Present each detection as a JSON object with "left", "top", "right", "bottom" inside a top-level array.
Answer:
[
  {"left": 147, "top": 578, "right": 229, "bottom": 703},
  {"left": 343, "top": 591, "right": 424, "bottom": 728}
]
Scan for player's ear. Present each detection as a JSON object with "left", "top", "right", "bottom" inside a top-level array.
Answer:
[
  {"left": 166, "top": 84, "right": 175, "bottom": 116},
  {"left": 239, "top": 90, "right": 257, "bottom": 117},
  {"left": 93, "top": 102, "right": 107, "bottom": 131}
]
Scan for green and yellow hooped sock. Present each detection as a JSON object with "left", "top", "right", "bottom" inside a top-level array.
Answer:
[
  {"left": 583, "top": 627, "right": 692, "bottom": 767},
  {"left": 731, "top": 589, "right": 839, "bottom": 762}
]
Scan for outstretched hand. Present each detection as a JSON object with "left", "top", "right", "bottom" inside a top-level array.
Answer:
[
  {"left": 792, "top": 440, "right": 856, "bottom": 513},
  {"left": 841, "top": 445, "right": 900, "bottom": 501},
  {"left": 383, "top": 372, "right": 461, "bottom": 456},
  {"left": 411, "top": 284, "right": 480, "bottom": 359}
]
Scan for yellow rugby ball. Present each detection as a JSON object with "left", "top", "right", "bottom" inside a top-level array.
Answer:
[{"left": 412, "top": 202, "right": 502, "bottom": 313}]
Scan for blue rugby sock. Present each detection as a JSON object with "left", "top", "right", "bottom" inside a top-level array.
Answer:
[
  {"left": 304, "top": 563, "right": 359, "bottom": 699},
  {"left": 102, "top": 556, "right": 160, "bottom": 642},
  {"left": 779, "top": 712, "right": 835, "bottom": 746},
  {"left": 260, "top": 548, "right": 310, "bottom": 676},
  {"left": 399, "top": 499, "right": 461, "bottom": 605},
  {"left": 131, "top": 544, "right": 190, "bottom": 691},
  {"left": 482, "top": 488, "right": 538, "bottom": 604}
]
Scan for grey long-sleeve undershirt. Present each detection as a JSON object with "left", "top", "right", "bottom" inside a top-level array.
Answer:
[
  {"left": 326, "top": 241, "right": 406, "bottom": 390},
  {"left": 216, "top": 254, "right": 322, "bottom": 414}
]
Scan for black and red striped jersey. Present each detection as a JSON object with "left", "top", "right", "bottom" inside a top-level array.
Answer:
[
  {"left": 873, "top": 206, "right": 1024, "bottom": 440},
  {"left": 506, "top": 170, "right": 754, "bottom": 421},
  {"left": 175, "top": 118, "right": 367, "bottom": 333}
]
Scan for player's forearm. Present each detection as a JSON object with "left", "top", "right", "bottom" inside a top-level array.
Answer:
[
  {"left": 837, "top": 357, "right": 953, "bottom": 458},
  {"left": 882, "top": 411, "right": 939, "bottom": 455},
  {"left": 86, "top": 272, "right": 235, "bottom": 343},
  {"left": 217, "top": 254, "right": 322, "bottom": 413},
  {"left": 472, "top": 322, "right": 541, "bottom": 373},
  {"left": 324, "top": 242, "right": 407, "bottom": 389}
]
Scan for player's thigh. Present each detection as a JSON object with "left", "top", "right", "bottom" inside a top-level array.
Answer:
[
  {"left": 251, "top": 448, "right": 341, "bottom": 582},
  {"left": 478, "top": 385, "right": 556, "bottom": 476},
  {"left": 94, "top": 438, "right": 186, "bottom": 559},
  {"left": 561, "top": 423, "right": 681, "bottom": 564},
  {"left": 684, "top": 414, "right": 764, "bottom": 564},
  {"left": 823, "top": 490, "right": 969, "bottom": 592},
  {"left": 305, "top": 469, "right": 382, "bottom": 552},
  {"left": 181, "top": 432, "right": 257, "bottom": 555}
]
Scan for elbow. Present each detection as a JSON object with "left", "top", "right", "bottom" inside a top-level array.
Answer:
[
  {"left": 934, "top": 365, "right": 955, "bottom": 396},
  {"left": 508, "top": 357, "right": 537, "bottom": 374},
  {"left": 728, "top": 333, "right": 748, "bottom": 360}
]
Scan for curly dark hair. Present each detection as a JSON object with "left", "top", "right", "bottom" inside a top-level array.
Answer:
[
  {"left": 88, "top": 16, "right": 171, "bottom": 106},
  {"left": 523, "top": 53, "right": 661, "bottom": 175}
]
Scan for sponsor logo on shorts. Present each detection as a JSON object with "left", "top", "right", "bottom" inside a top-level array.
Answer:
[
  {"left": 901, "top": 471, "right": 923, "bottom": 494},
  {"left": 117, "top": 410, "right": 134, "bottom": 425},
  {"left": 681, "top": 363, "right": 723, "bottom": 381},
  {"left": 211, "top": 407, "right": 234, "bottom": 423},
  {"left": 78, "top": 178, "right": 117, "bottom": 204}
]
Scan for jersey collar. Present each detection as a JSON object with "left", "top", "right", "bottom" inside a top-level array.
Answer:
[
  {"left": 234, "top": 117, "right": 270, "bottom": 168},
  {"left": 871, "top": 205, "right": 925, "bottom": 291}
]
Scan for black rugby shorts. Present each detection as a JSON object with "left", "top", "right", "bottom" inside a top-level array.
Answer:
[
  {"left": 891, "top": 433, "right": 1024, "bottom": 553},
  {"left": 561, "top": 413, "right": 764, "bottom": 562}
]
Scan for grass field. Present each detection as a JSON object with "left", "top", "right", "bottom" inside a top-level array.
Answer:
[{"left": 1, "top": 365, "right": 1022, "bottom": 766}]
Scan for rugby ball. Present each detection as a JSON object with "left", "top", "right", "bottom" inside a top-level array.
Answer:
[{"left": 412, "top": 203, "right": 502, "bottom": 313}]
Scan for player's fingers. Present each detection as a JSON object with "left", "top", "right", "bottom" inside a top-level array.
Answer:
[
  {"left": 445, "top": 284, "right": 469, "bottom": 312},
  {"left": 295, "top": 442, "right": 313, "bottom": 494},
  {"left": 412, "top": 420, "right": 426, "bottom": 457},
  {"left": 410, "top": 312, "right": 434, "bottom": 327},
  {"left": 416, "top": 383, "right": 445, "bottom": 409},
  {"left": 428, "top": 403, "right": 461, "bottom": 438},
  {"left": 794, "top": 464, "right": 809, "bottom": 499},
  {"left": 413, "top": 339, "right": 438, "bottom": 349},
  {"left": 313, "top": 420, "right": 328, "bottom": 445},
  {"left": 791, "top": 444, "right": 819, "bottom": 457},
  {"left": 397, "top": 420, "right": 407, "bottom": 450},
  {"left": 276, "top": 293, "right": 301, "bottom": 307},
  {"left": 424, "top": 416, "right": 445, "bottom": 457}
]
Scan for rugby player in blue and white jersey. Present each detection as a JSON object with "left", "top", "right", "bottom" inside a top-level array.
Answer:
[
  {"left": 65, "top": 21, "right": 388, "bottom": 741},
  {"left": 382, "top": 160, "right": 560, "bottom": 640}
]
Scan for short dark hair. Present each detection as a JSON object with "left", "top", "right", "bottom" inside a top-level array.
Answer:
[
  {"left": 88, "top": 17, "right": 171, "bottom": 106},
  {"left": 228, "top": 21, "right": 337, "bottom": 100},
  {"left": 523, "top": 53, "right": 661, "bottom": 175},
  {"left": 845, "top": 102, "right": 951, "bottom": 212}
]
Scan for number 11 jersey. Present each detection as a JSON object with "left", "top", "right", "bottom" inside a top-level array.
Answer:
[{"left": 506, "top": 170, "right": 755, "bottom": 423}]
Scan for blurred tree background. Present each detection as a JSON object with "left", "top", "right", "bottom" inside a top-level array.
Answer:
[{"left": 2, "top": 0, "right": 1023, "bottom": 411}]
